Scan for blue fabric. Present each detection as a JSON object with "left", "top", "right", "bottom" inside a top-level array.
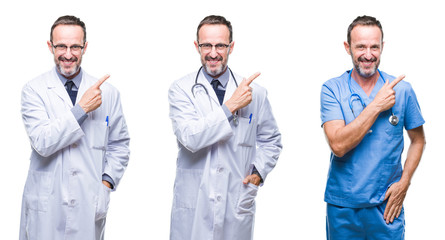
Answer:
[
  {"left": 65, "top": 80, "right": 78, "bottom": 105},
  {"left": 211, "top": 79, "right": 225, "bottom": 105},
  {"left": 320, "top": 70, "right": 425, "bottom": 208},
  {"left": 326, "top": 202, "right": 405, "bottom": 240},
  {"left": 202, "top": 67, "right": 230, "bottom": 90},
  {"left": 102, "top": 174, "right": 115, "bottom": 189}
]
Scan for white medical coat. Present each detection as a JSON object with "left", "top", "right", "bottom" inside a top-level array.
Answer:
[
  {"left": 19, "top": 68, "right": 130, "bottom": 240},
  {"left": 168, "top": 70, "right": 282, "bottom": 240}
]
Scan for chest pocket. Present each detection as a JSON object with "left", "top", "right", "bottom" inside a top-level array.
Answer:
[
  {"left": 235, "top": 115, "right": 257, "bottom": 147},
  {"left": 89, "top": 120, "right": 110, "bottom": 150},
  {"left": 383, "top": 110, "right": 403, "bottom": 137}
]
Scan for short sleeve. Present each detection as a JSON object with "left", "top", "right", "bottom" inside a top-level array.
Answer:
[
  {"left": 404, "top": 84, "right": 425, "bottom": 130},
  {"left": 320, "top": 84, "right": 344, "bottom": 126}
]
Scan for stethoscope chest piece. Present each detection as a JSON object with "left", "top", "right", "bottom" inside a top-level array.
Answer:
[{"left": 389, "top": 114, "right": 399, "bottom": 126}]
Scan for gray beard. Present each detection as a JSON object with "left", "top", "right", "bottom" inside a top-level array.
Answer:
[
  {"left": 355, "top": 65, "right": 377, "bottom": 78},
  {"left": 204, "top": 63, "right": 225, "bottom": 77},
  {"left": 57, "top": 64, "right": 80, "bottom": 77}
]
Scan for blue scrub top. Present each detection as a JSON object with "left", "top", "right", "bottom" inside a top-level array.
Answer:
[{"left": 320, "top": 70, "right": 425, "bottom": 208}]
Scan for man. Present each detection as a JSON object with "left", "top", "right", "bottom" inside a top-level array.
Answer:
[
  {"left": 19, "top": 15, "right": 130, "bottom": 239},
  {"left": 168, "top": 15, "right": 282, "bottom": 240},
  {"left": 320, "top": 15, "right": 426, "bottom": 239}
]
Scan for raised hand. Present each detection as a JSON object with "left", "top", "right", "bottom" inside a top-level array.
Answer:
[
  {"left": 225, "top": 72, "right": 260, "bottom": 114},
  {"left": 371, "top": 74, "right": 405, "bottom": 113},
  {"left": 78, "top": 74, "right": 110, "bottom": 113}
]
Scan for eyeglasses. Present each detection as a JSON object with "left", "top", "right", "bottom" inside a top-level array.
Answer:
[
  {"left": 52, "top": 43, "right": 85, "bottom": 53},
  {"left": 198, "top": 43, "right": 231, "bottom": 52}
]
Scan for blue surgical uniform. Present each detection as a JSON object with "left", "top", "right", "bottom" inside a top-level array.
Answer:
[{"left": 320, "top": 70, "right": 424, "bottom": 239}]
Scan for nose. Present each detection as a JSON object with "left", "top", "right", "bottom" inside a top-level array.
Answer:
[
  {"left": 207, "top": 46, "right": 219, "bottom": 57},
  {"left": 63, "top": 47, "right": 74, "bottom": 59},
  {"left": 364, "top": 47, "right": 376, "bottom": 59}
]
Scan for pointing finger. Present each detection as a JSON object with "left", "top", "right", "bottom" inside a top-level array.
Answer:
[
  {"left": 93, "top": 74, "right": 110, "bottom": 88},
  {"left": 388, "top": 75, "right": 405, "bottom": 89},
  {"left": 244, "top": 72, "right": 261, "bottom": 86}
]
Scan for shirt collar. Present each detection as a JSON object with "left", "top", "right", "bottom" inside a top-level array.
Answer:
[
  {"left": 202, "top": 66, "right": 230, "bottom": 89},
  {"left": 55, "top": 67, "right": 83, "bottom": 89}
]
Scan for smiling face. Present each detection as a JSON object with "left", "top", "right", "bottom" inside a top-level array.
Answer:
[
  {"left": 194, "top": 24, "right": 234, "bottom": 78},
  {"left": 47, "top": 25, "right": 87, "bottom": 78},
  {"left": 345, "top": 25, "right": 383, "bottom": 79}
]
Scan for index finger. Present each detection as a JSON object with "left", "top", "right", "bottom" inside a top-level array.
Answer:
[
  {"left": 388, "top": 74, "right": 405, "bottom": 89},
  {"left": 244, "top": 72, "right": 261, "bottom": 86},
  {"left": 94, "top": 74, "right": 110, "bottom": 88}
]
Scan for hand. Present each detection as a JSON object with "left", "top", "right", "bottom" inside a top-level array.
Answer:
[
  {"left": 371, "top": 75, "right": 404, "bottom": 113},
  {"left": 78, "top": 75, "right": 110, "bottom": 113},
  {"left": 225, "top": 72, "right": 260, "bottom": 114},
  {"left": 383, "top": 181, "right": 409, "bottom": 224},
  {"left": 102, "top": 180, "right": 112, "bottom": 189},
  {"left": 243, "top": 174, "right": 261, "bottom": 186}
]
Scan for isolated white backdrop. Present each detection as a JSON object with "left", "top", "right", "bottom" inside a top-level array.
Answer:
[{"left": 0, "top": 0, "right": 443, "bottom": 239}]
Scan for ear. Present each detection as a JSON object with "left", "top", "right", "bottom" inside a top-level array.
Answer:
[
  {"left": 47, "top": 40, "right": 54, "bottom": 54},
  {"left": 228, "top": 41, "right": 235, "bottom": 55},
  {"left": 381, "top": 41, "right": 384, "bottom": 53},
  {"left": 194, "top": 41, "right": 200, "bottom": 53},
  {"left": 82, "top": 41, "right": 88, "bottom": 55},
  {"left": 344, "top": 41, "right": 351, "bottom": 55}
]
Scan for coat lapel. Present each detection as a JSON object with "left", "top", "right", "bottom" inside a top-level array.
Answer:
[
  {"left": 197, "top": 70, "right": 220, "bottom": 106},
  {"left": 224, "top": 71, "right": 238, "bottom": 104},
  {"left": 46, "top": 68, "right": 73, "bottom": 107},
  {"left": 77, "top": 71, "right": 90, "bottom": 103}
]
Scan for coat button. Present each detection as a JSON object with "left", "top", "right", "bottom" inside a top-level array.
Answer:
[
  {"left": 217, "top": 196, "right": 222, "bottom": 202},
  {"left": 72, "top": 143, "right": 77, "bottom": 148},
  {"left": 218, "top": 168, "right": 224, "bottom": 173}
]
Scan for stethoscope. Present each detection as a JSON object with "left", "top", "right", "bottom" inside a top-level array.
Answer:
[
  {"left": 348, "top": 69, "right": 399, "bottom": 126},
  {"left": 191, "top": 66, "right": 239, "bottom": 125}
]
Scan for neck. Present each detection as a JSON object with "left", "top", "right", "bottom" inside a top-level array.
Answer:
[{"left": 351, "top": 69, "right": 379, "bottom": 96}]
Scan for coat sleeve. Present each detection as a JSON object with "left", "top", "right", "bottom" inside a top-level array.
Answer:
[
  {"left": 21, "top": 82, "right": 85, "bottom": 157},
  {"left": 102, "top": 89, "right": 130, "bottom": 190},
  {"left": 168, "top": 81, "right": 233, "bottom": 153},
  {"left": 252, "top": 90, "right": 282, "bottom": 183}
]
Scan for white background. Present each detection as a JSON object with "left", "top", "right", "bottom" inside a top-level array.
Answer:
[{"left": 1, "top": 0, "right": 443, "bottom": 239}]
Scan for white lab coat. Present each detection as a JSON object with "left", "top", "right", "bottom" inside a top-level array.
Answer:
[
  {"left": 168, "top": 70, "right": 282, "bottom": 240},
  {"left": 19, "top": 68, "right": 130, "bottom": 240}
]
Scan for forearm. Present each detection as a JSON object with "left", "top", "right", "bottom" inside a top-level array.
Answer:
[
  {"left": 102, "top": 101, "right": 130, "bottom": 190},
  {"left": 24, "top": 111, "right": 85, "bottom": 157},
  {"left": 325, "top": 103, "right": 381, "bottom": 157},
  {"left": 400, "top": 131, "right": 425, "bottom": 184},
  {"left": 253, "top": 97, "right": 282, "bottom": 182}
]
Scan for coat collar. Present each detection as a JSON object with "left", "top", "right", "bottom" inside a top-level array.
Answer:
[
  {"left": 197, "top": 67, "right": 238, "bottom": 105},
  {"left": 45, "top": 67, "right": 92, "bottom": 107}
]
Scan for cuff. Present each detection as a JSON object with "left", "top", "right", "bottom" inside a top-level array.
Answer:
[
  {"left": 71, "top": 104, "right": 88, "bottom": 126},
  {"left": 102, "top": 174, "right": 115, "bottom": 189},
  {"left": 222, "top": 104, "right": 234, "bottom": 122},
  {"left": 252, "top": 166, "right": 263, "bottom": 183}
]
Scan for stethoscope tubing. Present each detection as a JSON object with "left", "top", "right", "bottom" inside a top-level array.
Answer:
[
  {"left": 191, "top": 66, "right": 238, "bottom": 98},
  {"left": 191, "top": 66, "right": 240, "bottom": 124},
  {"left": 347, "top": 69, "right": 398, "bottom": 126}
]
